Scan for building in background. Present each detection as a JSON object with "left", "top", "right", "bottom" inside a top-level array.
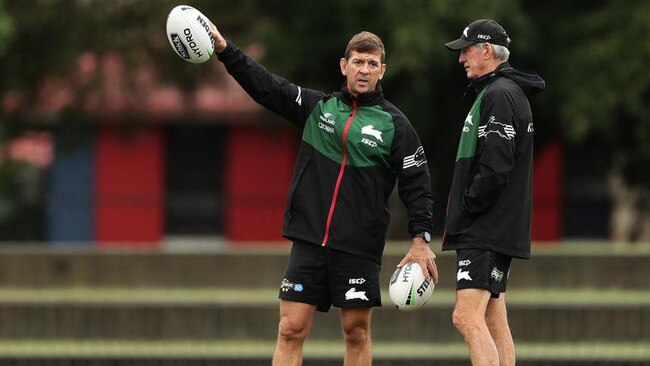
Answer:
[{"left": 0, "top": 50, "right": 607, "bottom": 247}]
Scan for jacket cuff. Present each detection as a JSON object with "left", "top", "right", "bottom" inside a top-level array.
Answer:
[{"left": 216, "top": 40, "right": 237, "bottom": 61}]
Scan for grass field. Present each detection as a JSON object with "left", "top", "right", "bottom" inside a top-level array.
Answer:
[
  {"left": 1, "top": 287, "right": 650, "bottom": 305},
  {"left": 1, "top": 340, "right": 649, "bottom": 361}
]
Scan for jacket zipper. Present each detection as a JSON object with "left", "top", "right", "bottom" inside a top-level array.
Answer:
[{"left": 322, "top": 100, "right": 357, "bottom": 246}]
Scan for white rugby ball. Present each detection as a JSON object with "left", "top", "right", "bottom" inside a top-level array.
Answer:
[
  {"left": 166, "top": 5, "right": 215, "bottom": 63},
  {"left": 389, "top": 262, "right": 434, "bottom": 312}
]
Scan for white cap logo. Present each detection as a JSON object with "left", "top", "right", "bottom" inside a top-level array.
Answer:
[{"left": 463, "top": 27, "right": 469, "bottom": 37}]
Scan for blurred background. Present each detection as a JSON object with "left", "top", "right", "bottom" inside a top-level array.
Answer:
[{"left": 0, "top": 0, "right": 648, "bottom": 365}]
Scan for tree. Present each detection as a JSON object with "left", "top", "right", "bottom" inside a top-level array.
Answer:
[{"left": 527, "top": 0, "right": 650, "bottom": 241}]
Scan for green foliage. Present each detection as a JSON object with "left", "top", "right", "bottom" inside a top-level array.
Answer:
[
  {"left": 0, "top": 0, "right": 267, "bottom": 93},
  {"left": 549, "top": 2, "right": 649, "bottom": 139},
  {"left": 537, "top": 1, "right": 650, "bottom": 186},
  {"left": 0, "top": 0, "right": 13, "bottom": 57}
]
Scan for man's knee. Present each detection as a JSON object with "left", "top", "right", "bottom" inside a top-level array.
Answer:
[
  {"left": 485, "top": 297, "right": 510, "bottom": 332},
  {"left": 452, "top": 306, "right": 482, "bottom": 335},
  {"left": 342, "top": 322, "right": 370, "bottom": 346},
  {"left": 277, "top": 316, "right": 310, "bottom": 342},
  {"left": 485, "top": 310, "right": 508, "bottom": 331},
  {"left": 453, "top": 288, "right": 492, "bottom": 334},
  {"left": 341, "top": 311, "right": 371, "bottom": 346},
  {"left": 451, "top": 307, "right": 466, "bottom": 331}
]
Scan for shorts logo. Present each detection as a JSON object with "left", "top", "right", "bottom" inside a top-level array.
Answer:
[
  {"left": 280, "top": 278, "right": 304, "bottom": 292},
  {"left": 491, "top": 268, "right": 504, "bottom": 283},
  {"left": 457, "top": 269, "right": 472, "bottom": 282},
  {"left": 458, "top": 259, "right": 471, "bottom": 266},
  {"left": 348, "top": 278, "right": 366, "bottom": 285},
  {"left": 345, "top": 287, "right": 369, "bottom": 301}
]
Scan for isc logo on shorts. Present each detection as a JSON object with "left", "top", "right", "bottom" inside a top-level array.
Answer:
[{"left": 348, "top": 278, "right": 366, "bottom": 284}]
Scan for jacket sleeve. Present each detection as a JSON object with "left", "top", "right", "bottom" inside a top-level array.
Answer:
[
  {"left": 462, "top": 88, "right": 517, "bottom": 214},
  {"left": 216, "top": 41, "right": 322, "bottom": 127},
  {"left": 391, "top": 115, "right": 435, "bottom": 236}
]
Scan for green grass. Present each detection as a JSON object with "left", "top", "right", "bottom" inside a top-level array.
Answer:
[
  {"left": 1, "top": 287, "right": 650, "bottom": 306},
  {"left": 0, "top": 340, "right": 649, "bottom": 360}
]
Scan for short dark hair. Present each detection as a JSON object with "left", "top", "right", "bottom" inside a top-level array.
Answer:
[{"left": 344, "top": 31, "right": 385, "bottom": 62}]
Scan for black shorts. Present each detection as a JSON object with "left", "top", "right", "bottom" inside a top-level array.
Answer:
[
  {"left": 279, "top": 240, "right": 382, "bottom": 312},
  {"left": 455, "top": 249, "right": 512, "bottom": 298}
]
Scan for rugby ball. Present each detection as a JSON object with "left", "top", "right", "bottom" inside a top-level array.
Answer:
[
  {"left": 166, "top": 5, "right": 215, "bottom": 63},
  {"left": 389, "top": 262, "right": 434, "bottom": 312}
]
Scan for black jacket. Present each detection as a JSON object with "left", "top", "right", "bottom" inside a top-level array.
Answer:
[
  {"left": 217, "top": 42, "right": 434, "bottom": 264},
  {"left": 442, "top": 62, "right": 545, "bottom": 259}
]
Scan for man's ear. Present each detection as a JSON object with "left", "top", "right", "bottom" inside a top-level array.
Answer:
[
  {"left": 340, "top": 58, "right": 348, "bottom": 76},
  {"left": 379, "top": 63, "right": 386, "bottom": 80},
  {"left": 484, "top": 43, "right": 493, "bottom": 60}
]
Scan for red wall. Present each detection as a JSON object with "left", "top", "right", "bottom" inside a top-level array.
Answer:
[
  {"left": 532, "top": 139, "right": 563, "bottom": 242},
  {"left": 95, "top": 126, "right": 165, "bottom": 245},
  {"left": 89, "top": 125, "right": 561, "bottom": 244},
  {"left": 226, "top": 125, "right": 297, "bottom": 242}
]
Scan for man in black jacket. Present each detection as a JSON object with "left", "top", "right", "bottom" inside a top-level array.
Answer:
[
  {"left": 443, "top": 19, "right": 545, "bottom": 365},
  {"left": 209, "top": 22, "right": 438, "bottom": 366}
]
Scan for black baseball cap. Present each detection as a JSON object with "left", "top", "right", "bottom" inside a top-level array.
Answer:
[{"left": 445, "top": 19, "right": 511, "bottom": 50}]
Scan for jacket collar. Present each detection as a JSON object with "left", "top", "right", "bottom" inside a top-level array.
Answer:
[
  {"left": 466, "top": 62, "right": 510, "bottom": 96},
  {"left": 340, "top": 83, "right": 384, "bottom": 106}
]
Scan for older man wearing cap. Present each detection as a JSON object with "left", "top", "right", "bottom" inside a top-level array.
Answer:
[{"left": 442, "top": 19, "right": 545, "bottom": 366}]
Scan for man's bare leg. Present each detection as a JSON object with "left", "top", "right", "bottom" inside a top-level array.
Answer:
[
  {"left": 453, "top": 288, "right": 498, "bottom": 366},
  {"left": 486, "top": 294, "right": 515, "bottom": 366},
  {"left": 341, "top": 307, "right": 373, "bottom": 366},
  {"left": 272, "top": 300, "right": 317, "bottom": 366}
]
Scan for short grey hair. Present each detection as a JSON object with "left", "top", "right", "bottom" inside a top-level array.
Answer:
[{"left": 476, "top": 42, "right": 510, "bottom": 62}]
